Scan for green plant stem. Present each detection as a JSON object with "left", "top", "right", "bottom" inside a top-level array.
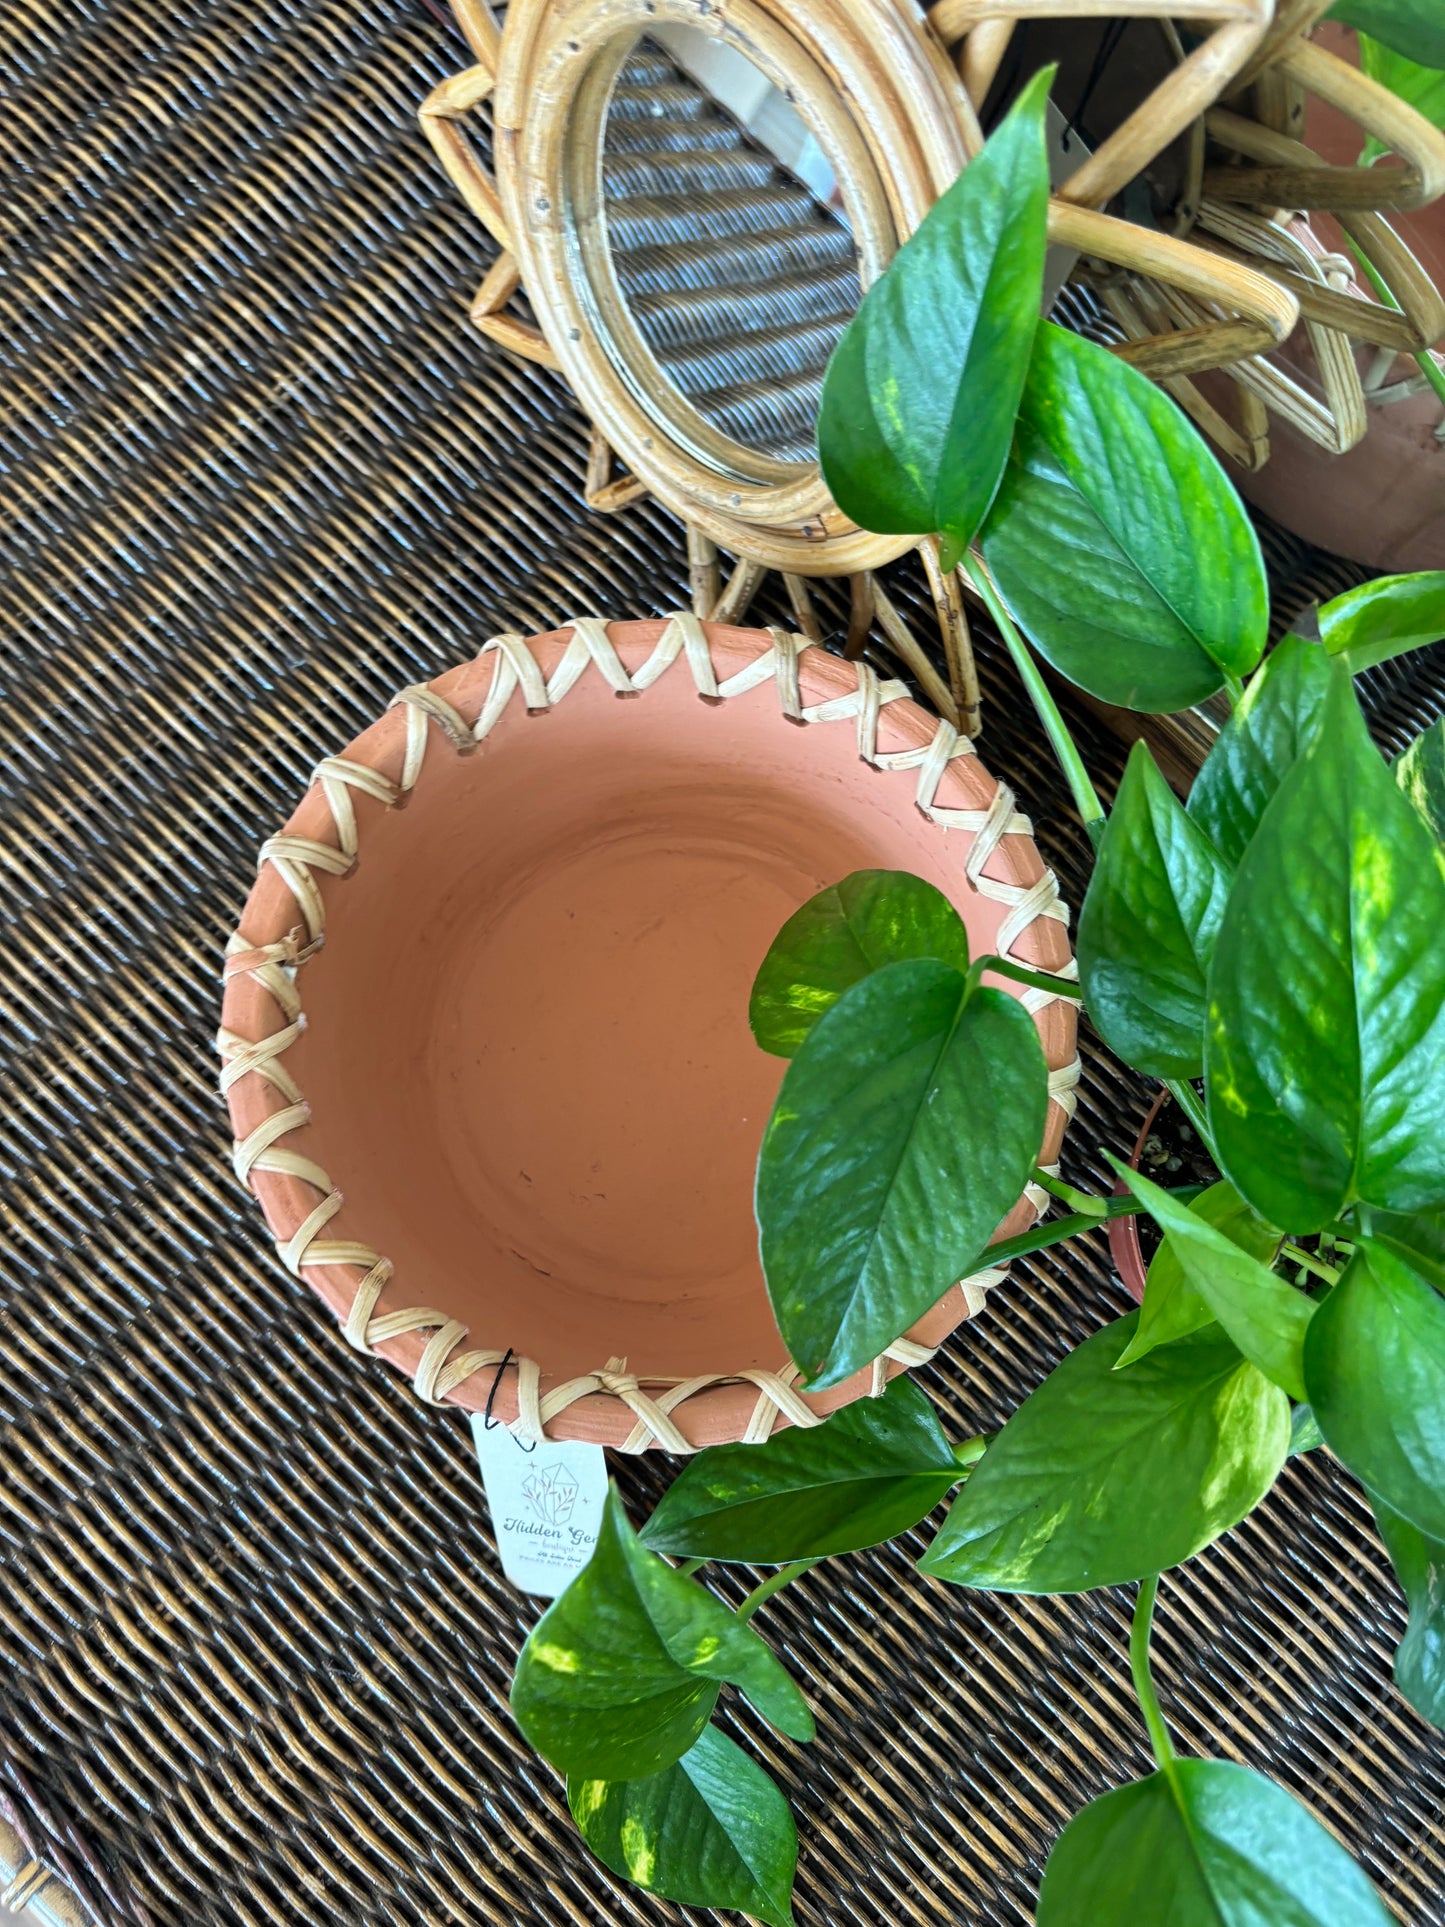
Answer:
[
  {"left": 1164, "top": 1078, "right": 1212, "bottom": 1150},
  {"left": 1223, "top": 672, "right": 1245, "bottom": 709},
  {"left": 1346, "top": 238, "right": 1445, "bottom": 411},
  {"left": 737, "top": 1559, "right": 820, "bottom": 1622},
  {"left": 986, "top": 1185, "right": 1208, "bottom": 1265},
  {"left": 1032, "top": 1166, "right": 1109, "bottom": 1217},
  {"left": 1282, "top": 1244, "right": 1342, "bottom": 1288},
  {"left": 963, "top": 557, "right": 1108, "bottom": 848},
  {"left": 952, "top": 1434, "right": 990, "bottom": 1470},
  {"left": 1131, "top": 1574, "right": 1177, "bottom": 1774},
  {"left": 975, "top": 954, "right": 1083, "bottom": 1002},
  {"left": 676, "top": 1557, "right": 707, "bottom": 1578}
]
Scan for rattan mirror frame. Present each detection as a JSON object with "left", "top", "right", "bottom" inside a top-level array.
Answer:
[{"left": 496, "top": 0, "right": 977, "bottom": 572}]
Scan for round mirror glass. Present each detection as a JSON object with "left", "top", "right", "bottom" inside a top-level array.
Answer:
[{"left": 586, "top": 28, "right": 863, "bottom": 468}]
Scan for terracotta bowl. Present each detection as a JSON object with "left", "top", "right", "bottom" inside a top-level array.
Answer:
[{"left": 220, "top": 616, "right": 1077, "bottom": 1450}]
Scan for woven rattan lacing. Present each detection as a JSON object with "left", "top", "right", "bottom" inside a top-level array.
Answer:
[
  {"left": 3, "top": 1, "right": 1445, "bottom": 1923},
  {"left": 219, "top": 613, "right": 1079, "bottom": 1451}
]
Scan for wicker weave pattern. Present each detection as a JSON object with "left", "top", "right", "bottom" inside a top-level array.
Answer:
[
  {"left": 600, "top": 42, "right": 859, "bottom": 463},
  {"left": 219, "top": 613, "right": 1079, "bottom": 1450},
  {"left": 2, "top": 1, "right": 1445, "bottom": 1923}
]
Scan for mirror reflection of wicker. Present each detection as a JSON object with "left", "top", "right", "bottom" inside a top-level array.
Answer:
[{"left": 599, "top": 39, "right": 860, "bottom": 464}]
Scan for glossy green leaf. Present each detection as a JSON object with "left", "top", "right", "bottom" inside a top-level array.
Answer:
[
  {"left": 980, "top": 322, "right": 1267, "bottom": 712},
  {"left": 1371, "top": 1494, "right": 1445, "bottom": 1728},
  {"left": 1318, "top": 570, "right": 1445, "bottom": 671},
  {"left": 1395, "top": 715, "right": 1445, "bottom": 846},
  {"left": 1358, "top": 36, "right": 1445, "bottom": 161},
  {"left": 1187, "top": 633, "right": 1333, "bottom": 865},
  {"left": 1115, "top": 1178, "right": 1281, "bottom": 1369},
  {"left": 569, "top": 1726, "right": 798, "bottom": 1927},
  {"left": 641, "top": 1376, "right": 961, "bottom": 1564},
  {"left": 1372, "top": 1204, "right": 1445, "bottom": 1291},
  {"left": 749, "top": 871, "right": 968, "bottom": 1059},
  {"left": 758, "top": 957, "right": 1047, "bottom": 1391},
  {"left": 817, "top": 70, "right": 1052, "bottom": 563},
  {"left": 918, "top": 1316, "right": 1288, "bottom": 1592},
  {"left": 1112, "top": 1162, "right": 1310, "bottom": 1398},
  {"left": 1036, "top": 1759, "right": 1393, "bottom": 1926},
  {"left": 1206, "top": 668, "right": 1445, "bottom": 1231},
  {"left": 1078, "top": 741, "right": 1233, "bottom": 1078},
  {"left": 1304, "top": 1241, "right": 1445, "bottom": 1540},
  {"left": 511, "top": 1489, "right": 813, "bottom": 1779},
  {"left": 1328, "top": 0, "right": 1445, "bottom": 71}
]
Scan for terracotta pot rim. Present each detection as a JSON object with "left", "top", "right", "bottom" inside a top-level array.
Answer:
[{"left": 219, "top": 616, "right": 1079, "bottom": 1450}]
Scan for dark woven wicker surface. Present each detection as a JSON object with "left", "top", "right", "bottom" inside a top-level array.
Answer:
[
  {"left": 601, "top": 40, "right": 857, "bottom": 462},
  {"left": 2, "top": 3, "right": 1444, "bottom": 1923}
]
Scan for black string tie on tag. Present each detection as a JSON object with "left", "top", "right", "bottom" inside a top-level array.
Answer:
[
  {"left": 482, "top": 1347, "right": 513, "bottom": 1429},
  {"left": 482, "top": 1348, "right": 536, "bottom": 1452}
]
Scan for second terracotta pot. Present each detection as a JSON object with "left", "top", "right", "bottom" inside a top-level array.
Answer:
[{"left": 1109, "top": 1091, "right": 1171, "bottom": 1304}]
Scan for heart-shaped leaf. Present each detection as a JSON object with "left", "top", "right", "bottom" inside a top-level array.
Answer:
[
  {"left": 1371, "top": 1493, "right": 1445, "bottom": 1729},
  {"left": 1304, "top": 1241, "right": 1445, "bottom": 1541},
  {"left": 980, "top": 322, "right": 1267, "bottom": 712},
  {"left": 569, "top": 1726, "right": 798, "bottom": 1927},
  {"left": 1078, "top": 741, "right": 1233, "bottom": 1079},
  {"left": 1318, "top": 570, "right": 1445, "bottom": 672},
  {"left": 1396, "top": 716, "right": 1445, "bottom": 846},
  {"left": 511, "top": 1489, "right": 813, "bottom": 1780},
  {"left": 1111, "top": 1162, "right": 1310, "bottom": 1399},
  {"left": 641, "top": 1376, "right": 962, "bottom": 1564},
  {"left": 1188, "top": 633, "right": 1332, "bottom": 866},
  {"left": 758, "top": 956, "right": 1047, "bottom": 1391},
  {"left": 1115, "top": 1178, "right": 1281, "bottom": 1369},
  {"left": 1037, "top": 1759, "right": 1393, "bottom": 1925},
  {"left": 1206, "top": 667, "right": 1445, "bottom": 1231},
  {"left": 918, "top": 1315, "right": 1288, "bottom": 1592},
  {"left": 1328, "top": 1, "right": 1445, "bottom": 74},
  {"left": 817, "top": 69, "right": 1052, "bottom": 564},
  {"left": 749, "top": 871, "right": 968, "bottom": 1059}
]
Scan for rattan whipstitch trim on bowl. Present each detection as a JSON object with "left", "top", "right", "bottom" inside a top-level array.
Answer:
[{"left": 220, "top": 614, "right": 1079, "bottom": 1452}]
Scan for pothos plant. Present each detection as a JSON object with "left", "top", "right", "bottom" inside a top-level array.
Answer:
[{"left": 505, "top": 73, "right": 1445, "bottom": 1925}]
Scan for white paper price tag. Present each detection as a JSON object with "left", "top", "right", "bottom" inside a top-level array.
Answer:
[{"left": 471, "top": 1416, "right": 608, "bottom": 1597}]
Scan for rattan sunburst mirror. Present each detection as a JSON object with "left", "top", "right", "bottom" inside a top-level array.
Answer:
[{"left": 423, "top": 0, "right": 1304, "bottom": 731}]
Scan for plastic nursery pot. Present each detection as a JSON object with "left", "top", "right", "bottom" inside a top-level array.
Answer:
[{"left": 220, "top": 616, "right": 1078, "bottom": 1452}]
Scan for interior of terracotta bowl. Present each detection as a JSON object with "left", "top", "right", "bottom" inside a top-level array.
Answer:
[{"left": 231, "top": 621, "right": 1072, "bottom": 1443}]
